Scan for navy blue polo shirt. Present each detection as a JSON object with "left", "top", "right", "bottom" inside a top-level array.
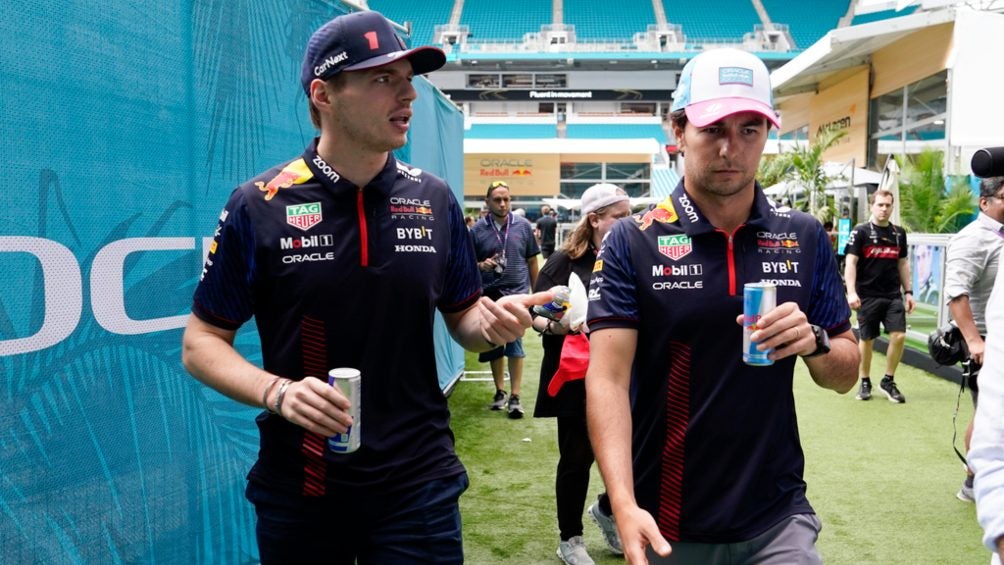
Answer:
[
  {"left": 587, "top": 181, "right": 851, "bottom": 543},
  {"left": 192, "top": 139, "right": 481, "bottom": 497},
  {"left": 470, "top": 213, "right": 540, "bottom": 296}
]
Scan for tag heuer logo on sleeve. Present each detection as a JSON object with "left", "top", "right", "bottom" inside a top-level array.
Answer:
[
  {"left": 286, "top": 202, "right": 323, "bottom": 231},
  {"left": 658, "top": 234, "right": 693, "bottom": 261}
]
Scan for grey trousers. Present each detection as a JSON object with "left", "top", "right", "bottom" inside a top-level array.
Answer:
[{"left": 647, "top": 513, "right": 823, "bottom": 565}]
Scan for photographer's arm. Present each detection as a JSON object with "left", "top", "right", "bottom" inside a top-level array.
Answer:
[{"left": 949, "top": 295, "right": 985, "bottom": 364}]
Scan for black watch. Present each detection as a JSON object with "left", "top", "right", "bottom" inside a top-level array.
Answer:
[{"left": 802, "top": 324, "right": 831, "bottom": 358}]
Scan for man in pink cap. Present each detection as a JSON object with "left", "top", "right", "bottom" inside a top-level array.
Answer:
[{"left": 586, "top": 48, "right": 859, "bottom": 564}]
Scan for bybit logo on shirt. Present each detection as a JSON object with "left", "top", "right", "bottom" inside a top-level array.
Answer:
[
  {"left": 761, "top": 260, "right": 799, "bottom": 274},
  {"left": 396, "top": 226, "right": 434, "bottom": 241}
]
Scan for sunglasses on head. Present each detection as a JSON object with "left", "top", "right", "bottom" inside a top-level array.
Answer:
[{"left": 486, "top": 181, "right": 509, "bottom": 196}]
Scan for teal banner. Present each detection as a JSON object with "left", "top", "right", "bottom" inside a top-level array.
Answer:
[{"left": 0, "top": 1, "right": 463, "bottom": 562}]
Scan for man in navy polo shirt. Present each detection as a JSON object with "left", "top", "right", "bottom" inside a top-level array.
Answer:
[
  {"left": 585, "top": 48, "right": 859, "bottom": 564},
  {"left": 181, "top": 11, "right": 551, "bottom": 564},
  {"left": 471, "top": 180, "right": 541, "bottom": 418}
]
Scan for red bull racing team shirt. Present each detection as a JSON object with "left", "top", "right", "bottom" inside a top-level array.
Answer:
[
  {"left": 587, "top": 182, "right": 851, "bottom": 543},
  {"left": 192, "top": 139, "right": 481, "bottom": 497}
]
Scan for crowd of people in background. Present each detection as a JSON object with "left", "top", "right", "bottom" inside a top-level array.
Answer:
[{"left": 181, "top": 9, "right": 1004, "bottom": 564}]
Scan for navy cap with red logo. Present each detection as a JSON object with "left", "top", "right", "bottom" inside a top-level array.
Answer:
[{"left": 301, "top": 10, "right": 447, "bottom": 94}]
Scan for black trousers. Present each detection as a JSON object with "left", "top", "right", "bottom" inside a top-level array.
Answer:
[{"left": 556, "top": 412, "right": 596, "bottom": 539}]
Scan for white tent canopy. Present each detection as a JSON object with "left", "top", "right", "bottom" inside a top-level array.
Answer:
[{"left": 764, "top": 162, "right": 883, "bottom": 197}]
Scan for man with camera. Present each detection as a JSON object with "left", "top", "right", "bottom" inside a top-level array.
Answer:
[
  {"left": 472, "top": 180, "right": 541, "bottom": 418},
  {"left": 945, "top": 175, "right": 1004, "bottom": 501}
]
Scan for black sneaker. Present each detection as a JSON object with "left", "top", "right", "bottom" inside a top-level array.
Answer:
[
  {"left": 855, "top": 379, "right": 872, "bottom": 401},
  {"left": 507, "top": 394, "right": 524, "bottom": 419},
  {"left": 880, "top": 377, "right": 905, "bottom": 403},
  {"left": 490, "top": 389, "right": 507, "bottom": 410}
]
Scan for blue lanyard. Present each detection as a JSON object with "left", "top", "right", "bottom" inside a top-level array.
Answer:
[{"left": 488, "top": 214, "right": 511, "bottom": 260}]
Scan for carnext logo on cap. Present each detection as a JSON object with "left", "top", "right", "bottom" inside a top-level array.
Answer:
[
  {"left": 315, "top": 51, "right": 349, "bottom": 76},
  {"left": 719, "top": 67, "right": 753, "bottom": 86}
]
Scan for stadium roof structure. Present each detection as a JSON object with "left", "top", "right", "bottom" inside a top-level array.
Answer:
[{"left": 771, "top": 7, "right": 956, "bottom": 98}]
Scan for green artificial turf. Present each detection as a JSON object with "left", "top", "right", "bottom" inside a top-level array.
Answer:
[{"left": 451, "top": 336, "right": 988, "bottom": 564}]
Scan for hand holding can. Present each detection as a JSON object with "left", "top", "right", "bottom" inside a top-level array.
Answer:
[
  {"left": 532, "top": 285, "right": 571, "bottom": 322},
  {"left": 743, "top": 282, "right": 776, "bottom": 366},
  {"left": 327, "top": 368, "right": 361, "bottom": 453}
]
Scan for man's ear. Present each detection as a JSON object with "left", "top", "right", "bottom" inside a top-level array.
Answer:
[{"left": 310, "top": 80, "right": 332, "bottom": 108}]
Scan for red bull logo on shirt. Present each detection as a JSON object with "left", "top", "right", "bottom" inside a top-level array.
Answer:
[
  {"left": 256, "top": 159, "right": 313, "bottom": 201},
  {"left": 636, "top": 199, "right": 679, "bottom": 230}
]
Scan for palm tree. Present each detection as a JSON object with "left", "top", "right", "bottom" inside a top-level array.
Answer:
[
  {"left": 897, "top": 149, "right": 976, "bottom": 233},
  {"left": 758, "top": 129, "right": 847, "bottom": 223}
]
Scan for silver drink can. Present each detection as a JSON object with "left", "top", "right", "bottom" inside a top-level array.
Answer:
[
  {"left": 327, "top": 368, "right": 361, "bottom": 453},
  {"left": 743, "top": 282, "right": 777, "bottom": 366}
]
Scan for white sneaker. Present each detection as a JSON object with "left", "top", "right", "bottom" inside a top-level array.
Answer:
[{"left": 556, "top": 536, "right": 595, "bottom": 565}]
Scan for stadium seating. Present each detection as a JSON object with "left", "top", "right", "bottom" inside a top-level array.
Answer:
[
  {"left": 760, "top": 0, "right": 850, "bottom": 49},
  {"left": 663, "top": 0, "right": 761, "bottom": 41},
  {"left": 851, "top": 6, "right": 918, "bottom": 26},
  {"left": 368, "top": 0, "right": 453, "bottom": 46},
  {"left": 563, "top": 0, "right": 656, "bottom": 40},
  {"left": 461, "top": 0, "right": 553, "bottom": 42}
]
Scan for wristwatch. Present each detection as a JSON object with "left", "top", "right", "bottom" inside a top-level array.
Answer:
[{"left": 802, "top": 324, "right": 831, "bottom": 358}]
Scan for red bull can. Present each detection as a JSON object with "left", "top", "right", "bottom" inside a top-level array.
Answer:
[
  {"left": 532, "top": 285, "right": 571, "bottom": 321},
  {"left": 743, "top": 282, "right": 776, "bottom": 366},
  {"left": 328, "top": 368, "right": 361, "bottom": 453}
]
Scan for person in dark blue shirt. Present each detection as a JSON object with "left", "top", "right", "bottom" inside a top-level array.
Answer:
[
  {"left": 585, "top": 48, "right": 859, "bottom": 564},
  {"left": 181, "top": 11, "right": 551, "bottom": 564},
  {"left": 470, "top": 180, "right": 541, "bottom": 418}
]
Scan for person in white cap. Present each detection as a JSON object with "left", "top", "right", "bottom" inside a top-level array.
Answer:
[
  {"left": 585, "top": 47, "right": 858, "bottom": 564},
  {"left": 182, "top": 10, "right": 553, "bottom": 563},
  {"left": 531, "top": 183, "right": 632, "bottom": 564}
]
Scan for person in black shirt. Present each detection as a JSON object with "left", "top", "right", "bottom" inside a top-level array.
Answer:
[
  {"left": 844, "top": 189, "right": 916, "bottom": 403},
  {"left": 532, "top": 184, "right": 631, "bottom": 564},
  {"left": 181, "top": 11, "right": 552, "bottom": 563},
  {"left": 536, "top": 205, "right": 559, "bottom": 259}
]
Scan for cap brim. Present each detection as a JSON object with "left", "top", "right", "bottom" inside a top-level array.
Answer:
[
  {"left": 685, "top": 98, "right": 780, "bottom": 129},
  {"left": 343, "top": 46, "right": 447, "bottom": 75}
]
